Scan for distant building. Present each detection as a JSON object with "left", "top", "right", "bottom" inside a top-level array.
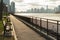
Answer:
[
  {"left": 25, "top": 6, "right": 56, "bottom": 13},
  {"left": 57, "top": 5, "right": 60, "bottom": 13},
  {"left": 8, "top": 5, "right": 11, "bottom": 13},
  {"left": 11, "top": 1, "right": 15, "bottom": 13},
  {"left": 3, "top": 0, "right": 10, "bottom": 5},
  {"left": 3, "top": 0, "right": 10, "bottom": 13},
  {"left": 54, "top": 7, "right": 57, "bottom": 13},
  {"left": 40, "top": 7, "right": 45, "bottom": 13},
  {"left": 55, "top": 5, "right": 60, "bottom": 13}
]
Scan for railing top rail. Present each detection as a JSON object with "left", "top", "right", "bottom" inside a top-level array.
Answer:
[
  {"left": 16, "top": 15, "right": 60, "bottom": 22},
  {"left": 40, "top": 18, "right": 60, "bottom": 22},
  {"left": 31, "top": 16, "right": 60, "bottom": 22}
]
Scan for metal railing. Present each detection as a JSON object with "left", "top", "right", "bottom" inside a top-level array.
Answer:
[
  {"left": 30, "top": 16, "right": 60, "bottom": 40},
  {"left": 15, "top": 15, "right": 60, "bottom": 40}
]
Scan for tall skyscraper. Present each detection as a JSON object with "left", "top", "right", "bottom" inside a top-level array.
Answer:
[
  {"left": 3, "top": 0, "right": 10, "bottom": 5},
  {"left": 11, "top": 1, "right": 15, "bottom": 13},
  {"left": 3, "top": 0, "right": 10, "bottom": 13}
]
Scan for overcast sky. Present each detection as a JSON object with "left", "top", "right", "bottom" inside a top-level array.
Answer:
[{"left": 10, "top": 0, "right": 60, "bottom": 12}]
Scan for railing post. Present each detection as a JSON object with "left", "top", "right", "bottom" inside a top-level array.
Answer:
[
  {"left": 32, "top": 17, "right": 33, "bottom": 24},
  {"left": 39, "top": 18, "right": 41, "bottom": 30},
  {"left": 31, "top": 17, "right": 32, "bottom": 22},
  {"left": 47, "top": 19, "right": 48, "bottom": 35},
  {"left": 57, "top": 21, "right": 59, "bottom": 40},
  {"left": 40, "top": 18, "right": 42, "bottom": 27},
  {"left": 35, "top": 17, "right": 37, "bottom": 25}
]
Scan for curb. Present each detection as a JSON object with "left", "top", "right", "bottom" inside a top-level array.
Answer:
[{"left": 10, "top": 17, "right": 18, "bottom": 40}]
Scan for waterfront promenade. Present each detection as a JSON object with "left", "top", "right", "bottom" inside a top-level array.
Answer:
[{"left": 10, "top": 15, "right": 46, "bottom": 40}]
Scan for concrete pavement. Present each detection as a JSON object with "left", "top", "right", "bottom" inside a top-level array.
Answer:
[{"left": 10, "top": 15, "right": 46, "bottom": 40}]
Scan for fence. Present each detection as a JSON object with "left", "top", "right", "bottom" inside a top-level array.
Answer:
[
  {"left": 30, "top": 16, "right": 60, "bottom": 40},
  {"left": 15, "top": 15, "right": 60, "bottom": 40}
]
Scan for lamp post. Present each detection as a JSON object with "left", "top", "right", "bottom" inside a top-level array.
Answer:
[
  {"left": 0, "top": 0, "right": 3, "bottom": 20},
  {"left": 6, "top": 5, "right": 8, "bottom": 16}
]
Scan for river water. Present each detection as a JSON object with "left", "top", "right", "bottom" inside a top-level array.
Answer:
[
  {"left": 14, "top": 13, "right": 60, "bottom": 33},
  {"left": 15, "top": 13, "right": 60, "bottom": 21}
]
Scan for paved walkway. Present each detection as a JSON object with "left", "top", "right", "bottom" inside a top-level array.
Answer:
[{"left": 10, "top": 15, "right": 46, "bottom": 40}]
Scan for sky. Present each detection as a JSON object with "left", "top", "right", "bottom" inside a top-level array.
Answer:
[{"left": 10, "top": 0, "right": 60, "bottom": 12}]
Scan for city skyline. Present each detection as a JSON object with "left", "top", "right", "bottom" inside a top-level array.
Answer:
[
  {"left": 13, "top": 0, "right": 60, "bottom": 12},
  {"left": 3, "top": 0, "right": 60, "bottom": 12},
  {"left": 19, "top": 5, "right": 60, "bottom": 13}
]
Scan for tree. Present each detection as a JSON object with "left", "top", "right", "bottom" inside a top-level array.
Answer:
[{"left": 0, "top": 0, "right": 3, "bottom": 20}]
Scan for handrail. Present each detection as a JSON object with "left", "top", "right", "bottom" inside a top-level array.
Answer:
[{"left": 30, "top": 16, "right": 60, "bottom": 40}]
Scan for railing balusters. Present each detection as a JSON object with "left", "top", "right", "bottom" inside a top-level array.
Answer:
[
  {"left": 47, "top": 19, "right": 48, "bottom": 35},
  {"left": 40, "top": 18, "right": 42, "bottom": 27},
  {"left": 30, "top": 16, "right": 60, "bottom": 40},
  {"left": 32, "top": 17, "right": 33, "bottom": 24},
  {"left": 35, "top": 17, "right": 37, "bottom": 25},
  {"left": 57, "top": 21, "right": 59, "bottom": 40}
]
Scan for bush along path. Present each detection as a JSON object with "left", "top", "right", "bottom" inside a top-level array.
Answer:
[{"left": 3, "top": 16, "right": 14, "bottom": 40}]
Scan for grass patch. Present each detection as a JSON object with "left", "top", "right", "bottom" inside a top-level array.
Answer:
[
  {"left": 0, "top": 35, "right": 4, "bottom": 40},
  {"left": 0, "top": 36, "right": 14, "bottom": 40},
  {"left": 0, "top": 14, "right": 15, "bottom": 40},
  {"left": 0, "top": 20, "right": 4, "bottom": 40},
  {"left": 0, "top": 21, "right": 4, "bottom": 33},
  {"left": 0, "top": 13, "right": 14, "bottom": 40}
]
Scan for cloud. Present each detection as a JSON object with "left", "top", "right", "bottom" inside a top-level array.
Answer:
[
  {"left": 14, "top": 0, "right": 23, "bottom": 2},
  {"left": 49, "top": 0, "right": 59, "bottom": 1},
  {"left": 14, "top": 0, "right": 60, "bottom": 11}
]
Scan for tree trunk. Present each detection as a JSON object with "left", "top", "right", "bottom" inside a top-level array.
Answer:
[{"left": 0, "top": 0, "right": 3, "bottom": 20}]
